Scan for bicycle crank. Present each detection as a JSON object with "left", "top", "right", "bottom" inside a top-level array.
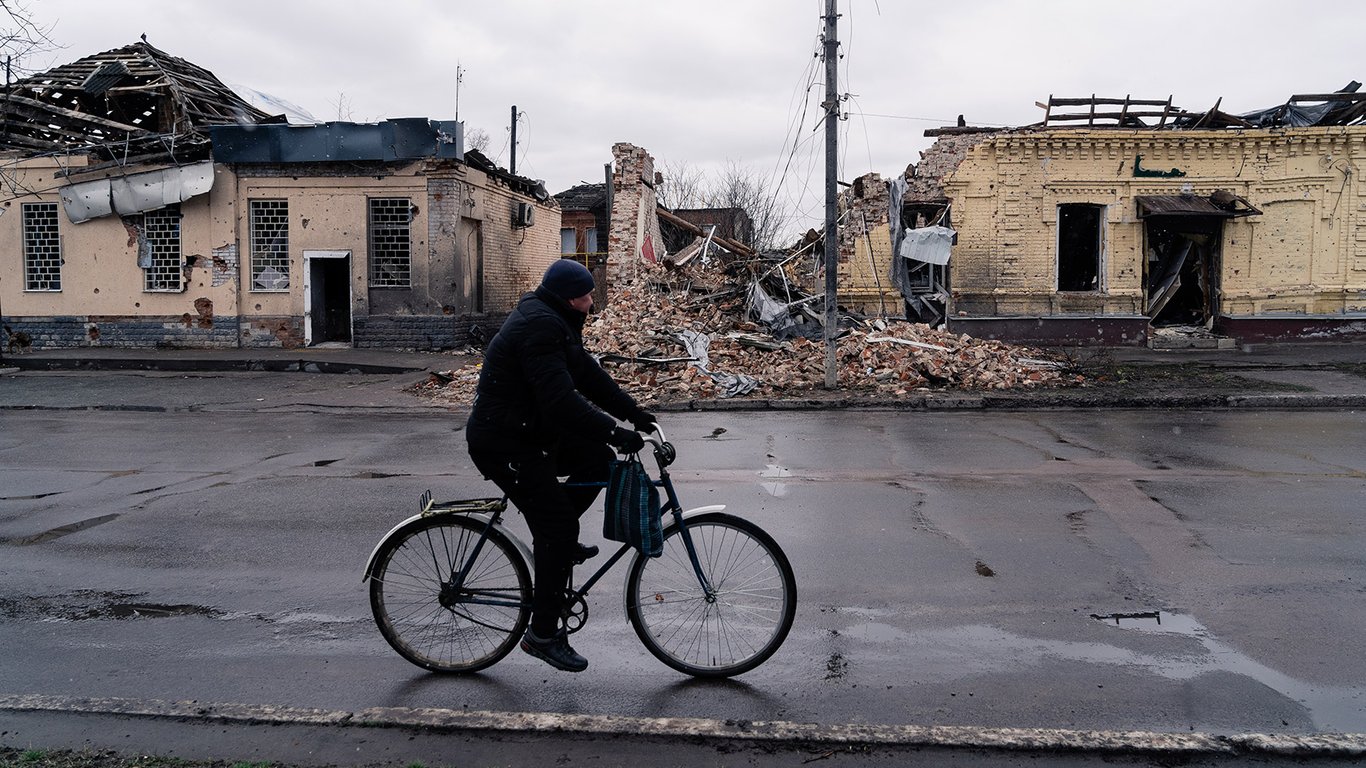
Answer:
[{"left": 561, "top": 590, "right": 588, "bottom": 634}]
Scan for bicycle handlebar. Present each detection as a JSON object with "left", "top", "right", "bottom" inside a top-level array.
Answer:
[{"left": 641, "top": 424, "right": 676, "bottom": 468}]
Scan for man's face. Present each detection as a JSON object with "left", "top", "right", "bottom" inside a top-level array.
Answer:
[{"left": 568, "top": 292, "right": 594, "bottom": 314}]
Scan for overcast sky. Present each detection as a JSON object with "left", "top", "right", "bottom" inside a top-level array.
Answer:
[{"left": 23, "top": 0, "right": 1366, "bottom": 238}]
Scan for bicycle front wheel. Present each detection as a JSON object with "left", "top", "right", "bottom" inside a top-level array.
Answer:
[
  {"left": 626, "top": 512, "right": 796, "bottom": 678},
  {"left": 369, "top": 515, "right": 531, "bottom": 673}
]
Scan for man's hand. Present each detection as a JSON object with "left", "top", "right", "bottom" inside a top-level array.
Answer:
[
  {"left": 630, "top": 408, "right": 657, "bottom": 434},
  {"left": 607, "top": 426, "right": 645, "bottom": 454}
]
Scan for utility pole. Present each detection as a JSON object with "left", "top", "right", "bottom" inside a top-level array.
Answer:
[
  {"left": 509, "top": 105, "right": 518, "bottom": 175},
  {"left": 822, "top": 0, "right": 840, "bottom": 389}
]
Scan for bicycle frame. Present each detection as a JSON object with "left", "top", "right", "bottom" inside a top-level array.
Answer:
[{"left": 361, "top": 427, "right": 722, "bottom": 611}]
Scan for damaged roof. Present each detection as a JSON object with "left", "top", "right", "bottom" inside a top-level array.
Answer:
[
  {"left": 0, "top": 41, "right": 280, "bottom": 164},
  {"left": 929, "top": 82, "right": 1365, "bottom": 136}
]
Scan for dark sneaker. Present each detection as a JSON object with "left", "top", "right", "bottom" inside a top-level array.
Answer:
[
  {"left": 572, "top": 542, "right": 599, "bottom": 565},
  {"left": 521, "top": 629, "right": 588, "bottom": 672}
]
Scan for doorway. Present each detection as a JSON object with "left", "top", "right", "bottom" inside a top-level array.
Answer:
[
  {"left": 1143, "top": 216, "right": 1222, "bottom": 328},
  {"left": 304, "top": 250, "right": 352, "bottom": 345}
]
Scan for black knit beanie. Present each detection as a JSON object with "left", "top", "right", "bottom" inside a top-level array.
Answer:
[{"left": 541, "top": 259, "right": 595, "bottom": 300}]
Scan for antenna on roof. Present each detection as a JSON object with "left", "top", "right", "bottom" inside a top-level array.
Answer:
[{"left": 455, "top": 62, "right": 463, "bottom": 123}]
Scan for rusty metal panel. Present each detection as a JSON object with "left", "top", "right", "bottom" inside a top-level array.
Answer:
[{"left": 1136, "top": 195, "right": 1236, "bottom": 218}]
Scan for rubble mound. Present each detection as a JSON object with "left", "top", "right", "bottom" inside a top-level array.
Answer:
[{"left": 418, "top": 261, "right": 1078, "bottom": 408}]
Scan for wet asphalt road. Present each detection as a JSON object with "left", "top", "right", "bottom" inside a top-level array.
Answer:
[{"left": 1, "top": 372, "right": 1365, "bottom": 752}]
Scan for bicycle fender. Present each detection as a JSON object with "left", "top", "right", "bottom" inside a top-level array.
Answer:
[
  {"left": 362, "top": 512, "right": 534, "bottom": 581},
  {"left": 678, "top": 505, "right": 726, "bottom": 521}
]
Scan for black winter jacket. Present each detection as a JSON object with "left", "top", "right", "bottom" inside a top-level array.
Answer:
[{"left": 466, "top": 286, "right": 643, "bottom": 453}]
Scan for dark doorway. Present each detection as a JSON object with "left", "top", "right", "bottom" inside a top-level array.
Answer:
[
  {"left": 1057, "top": 204, "right": 1104, "bottom": 291},
  {"left": 1143, "top": 216, "right": 1223, "bottom": 328},
  {"left": 309, "top": 256, "right": 352, "bottom": 344}
]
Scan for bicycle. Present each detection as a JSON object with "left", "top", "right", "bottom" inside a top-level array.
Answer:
[{"left": 362, "top": 427, "right": 797, "bottom": 678}]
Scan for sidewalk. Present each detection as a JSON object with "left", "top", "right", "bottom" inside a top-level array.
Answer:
[{"left": 3, "top": 341, "right": 1366, "bottom": 411}]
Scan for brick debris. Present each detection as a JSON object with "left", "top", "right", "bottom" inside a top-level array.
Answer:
[{"left": 415, "top": 257, "right": 1079, "bottom": 408}]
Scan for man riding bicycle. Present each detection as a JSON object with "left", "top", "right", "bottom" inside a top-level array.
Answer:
[{"left": 466, "top": 259, "right": 655, "bottom": 672}]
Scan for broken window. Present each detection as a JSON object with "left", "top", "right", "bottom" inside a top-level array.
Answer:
[
  {"left": 368, "top": 197, "right": 412, "bottom": 288},
  {"left": 560, "top": 227, "right": 576, "bottom": 255},
  {"left": 249, "top": 199, "right": 290, "bottom": 292},
  {"left": 22, "top": 202, "right": 62, "bottom": 291},
  {"left": 1057, "top": 203, "right": 1104, "bottom": 292},
  {"left": 128, "top": 205, "right": 182, "bottom": 292}
]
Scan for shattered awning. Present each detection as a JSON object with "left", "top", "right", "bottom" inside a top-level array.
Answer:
[
  {"left": 58, "top": 161, "right": 215, "bottom": 223},
  {"left": 1136, "top": 193, "right": 1261, "bottom": 219}
]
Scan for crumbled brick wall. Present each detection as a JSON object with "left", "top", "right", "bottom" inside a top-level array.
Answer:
[
  {"left": 607, "top": 143, "right": 665, "bottom": 284},
  {"left": 836, "top": 172, "right": 900, "bottom": 313},
  {"left": 907, "top": 132, "right": 999, "bottom": 202}
]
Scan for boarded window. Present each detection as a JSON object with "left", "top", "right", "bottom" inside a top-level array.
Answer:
[
  {"left": 127, "top": 206, "right": 183, "bottom": 292},
  {"left": 369, "top": 197, "right": 412, "bottom": 287},
  {"left": 22, "top": 202, "right": 61, "bottom": 291},
  {"left": 1057, "top": 204, "right": 1104, "bottom": 292},
  {"left": 249, "top": 199, "right": 290, "bottom": 291}
]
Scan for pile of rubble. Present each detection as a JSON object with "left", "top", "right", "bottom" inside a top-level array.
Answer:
[{"left": 417, "top": 253, "right": 1080, "bottom": 408}]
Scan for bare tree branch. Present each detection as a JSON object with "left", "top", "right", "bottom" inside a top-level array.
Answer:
[
  {"left": 702, "top": 160, "right": 785, "bottom": 252},
  {"left": 0, "top": 0, "right": 59, "bottom": 79},
  {"left": 655, "top": 158, "right": 706, "bottom": 210},
  {"left": 465, "top": 127, "right": 491, "bottom": 154}
]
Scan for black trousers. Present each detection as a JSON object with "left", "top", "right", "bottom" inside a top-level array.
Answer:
[{"left": 469, "top": 440, "right": 612, "bottom": 636}]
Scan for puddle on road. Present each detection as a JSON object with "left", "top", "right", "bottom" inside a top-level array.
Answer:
[
  {"left": 1089, "top": 611, "right": 1204, "bottom": 633},
  {"left": 1082, "top": 610, "right": 1361, "bottom": 731},
  {"left": 820, "top": 606, "right": 1364, "bottom": 732},
  {"left": 758, "top": 464, "right": 790, "bottom": 498},
  {"left": 0, "top": 590, "right": 222, "bottom": 621}
]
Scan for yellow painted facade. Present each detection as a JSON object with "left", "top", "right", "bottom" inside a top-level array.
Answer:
[
  {"left": 1, "top": 154, "right": 560, "bottom": 349},
  {"left": 940, "top": 127, "right": 1366, "bottom": 321}
]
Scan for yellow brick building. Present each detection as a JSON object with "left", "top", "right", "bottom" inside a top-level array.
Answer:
[{"left": 937, "top": 126, "right": 1366, "bottom": 344}]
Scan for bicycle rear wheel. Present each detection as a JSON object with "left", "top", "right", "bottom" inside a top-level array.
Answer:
[
  {"left": 369, "top": 515, "right": 530, "bottom": 673},
  {"left": 626, "top": 512, "right": 796, "bottom": 677}
]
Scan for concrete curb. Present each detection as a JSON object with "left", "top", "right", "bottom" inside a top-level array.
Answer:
[
  {"left": 656, "top": 394, "right": 1366, "bottom": 412},
  {"left": 2, "top": 694, "right": 1363, "bottom": 758},
  {"left": 6, "top": 357, "right": 423, "bottom": 375}
]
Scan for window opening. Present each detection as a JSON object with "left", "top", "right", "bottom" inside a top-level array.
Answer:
[
  {"left": 250, "top": 199, "right": 290, "bottom": 291},
  {"left": 1057, "top": 203, "right": 1104, "bottom": 292},
  {"left": 129, "top": 206, "right": 182, "bottom": 292},
  {"left": 369, "top": 198, "right": 412, "bottom": 287},
  {"left": 23, "top": 202, "right": 62, "bottom": 291},
  {"left": 560, "top": 227, "right": 576, "bottom": 255}
]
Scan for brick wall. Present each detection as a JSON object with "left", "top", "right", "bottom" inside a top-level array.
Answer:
[
  {"left": 607, "top": 143, "right": 664, "bottom": 284},
  {"left": 477, "top": 178, "right": 561, "bottom": 314},
  {"left": 3, "top": 315, "right": 240, "bottom": 349},
  {"left": 835, "top": 173, "right": 901, "bottom": 313}
]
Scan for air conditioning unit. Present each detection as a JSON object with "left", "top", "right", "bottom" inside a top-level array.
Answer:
[{"left": 514, "top": 202, "right": 535, "bottom": 228}]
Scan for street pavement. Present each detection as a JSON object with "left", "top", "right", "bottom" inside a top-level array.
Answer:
[
  {"left": 4, "top": 340, "right": 1366, "bottom": 412},
  {"left": 2, "top": 341, "right": 1365, "bottom": 765}
]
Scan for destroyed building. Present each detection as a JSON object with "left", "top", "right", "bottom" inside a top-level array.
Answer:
[
  {"left": 837, "top": 87, "right": 1366, "bottom": 346},
  {"left": 0, "top": 42, "right": 561, "bottom": 350}
]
